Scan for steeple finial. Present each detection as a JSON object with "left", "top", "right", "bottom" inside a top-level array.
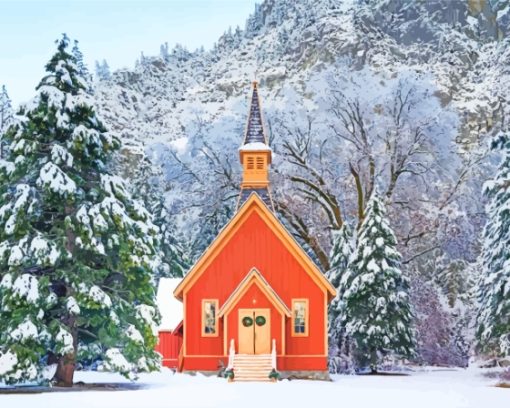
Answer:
[{"left": 242, "top": 80, "right": 267, "bottom": 145}]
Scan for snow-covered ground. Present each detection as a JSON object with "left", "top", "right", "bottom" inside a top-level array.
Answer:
[{"left": 0, "top": 368, "right": 507, "bottom": 408}]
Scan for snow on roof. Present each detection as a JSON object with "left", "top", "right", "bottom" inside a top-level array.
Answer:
[
  {"left": 156, "top": 278, "right": 183, "bottom": 331},
  {"left": 238, "top": 142, "right": 271, "bottom": 151}
]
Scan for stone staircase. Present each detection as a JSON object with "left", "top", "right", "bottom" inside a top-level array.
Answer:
[{"left": 232, "top": 354, "right": 273, "bottom": 382}]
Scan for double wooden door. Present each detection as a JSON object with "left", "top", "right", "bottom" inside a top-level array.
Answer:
[{"left": 238, "top": 309, "right": 271, "bottom": 354}]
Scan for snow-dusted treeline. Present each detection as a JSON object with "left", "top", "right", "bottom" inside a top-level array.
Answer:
[{"left": 89, "top": 0, "right": 510, "bottom": 369}]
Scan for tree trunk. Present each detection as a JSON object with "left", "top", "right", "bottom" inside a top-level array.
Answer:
[
  {"left": 54, "top": 206, "right": 78, "bottom": 387},
  {"left": 349, "top": 162, "right": 365, "bottom": 228},
  {"left": 53, "top": 317, "right": 78, "bottom": 387},
  {"left": 54, "top": 353, "right": 76, "bottom": 387},
  {"left": 370, "top": 348, "right": 378, "bottom": 374}
]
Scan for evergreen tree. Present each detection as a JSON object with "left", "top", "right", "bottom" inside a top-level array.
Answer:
[
  {"left": 0, "top": 35, "right": 160, "bottom": 386},
  {"left": 95, "top": 59, "right": 111, "bottom": 81},
  {"left": 0, "top": 84, "right": 14, "bottom": 158},
  {"left": 326, "top": 223, "right": 355, "bottom": 371},
  {"left": 477, "top": 133, "right": 510, "bottom": 357},
  {"left": 128, "top": 150, "right": 189, "bottom": 279},
  {"left": 72, "top": 40, "right": 89, "bottom": 79},
  {"left": 71, "top": 40, "right": 93, "bottom": 94},
  {"left": 152, "top": 200, "right": 189, "bottom": 279},
  {"left": 340, "top": 192, "right": 416, "bottom": 372},
  {"left": 327, "top": 224, "right": 355, "bottom": 289},
  {"left": 159, "top": 42, "right": 170, "bottom": 61},
  {"left": 191, "top": 202, "right": 234, "bottom": 262}
]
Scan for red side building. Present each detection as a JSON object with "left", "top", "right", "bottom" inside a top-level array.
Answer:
[
  {"left": 165, "top": 82, "right": 335, "bottom": 379},
  {"left": 155, "top": 278, "right": 183, "bottom": 369}
]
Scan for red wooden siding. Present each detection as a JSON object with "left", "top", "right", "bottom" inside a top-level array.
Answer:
[
  {"left": 156, "top": 331, "right": 182, "bottom": 369},
  {"left": 183, "top": 209, "right": 327, "bottom": 371}
]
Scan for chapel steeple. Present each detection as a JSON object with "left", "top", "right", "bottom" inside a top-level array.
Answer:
[{"left": 237, "top": 81, "right": 274, "bottom": 211}]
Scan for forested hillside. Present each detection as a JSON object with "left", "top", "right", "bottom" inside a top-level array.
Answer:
[{"left": 89, "top": 0, "right": 510, "bottom": 367}]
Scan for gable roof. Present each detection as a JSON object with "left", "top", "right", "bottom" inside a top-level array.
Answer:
[
  {"left": 174, "top": 193, "right": 336, "bottom": 301},
  {"left": 218, "top": 268, "right": 291, "bottom": 318}
]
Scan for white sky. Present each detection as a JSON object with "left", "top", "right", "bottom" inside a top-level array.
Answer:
[{"left": 0, "top": 0, "right": 259, "bottom": 106}]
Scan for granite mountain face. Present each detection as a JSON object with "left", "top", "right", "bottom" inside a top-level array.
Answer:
[{"left": 93, "top": 0, "right": 510, "bottom": 366}]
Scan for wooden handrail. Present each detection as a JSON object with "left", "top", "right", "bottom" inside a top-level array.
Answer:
[{"left": 271, "top": 339, "right": 277, "bottom": 370}]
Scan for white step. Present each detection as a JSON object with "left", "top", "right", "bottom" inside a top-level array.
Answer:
[{"left": 229, "top": 354, "right": 276, "bottom": 383}]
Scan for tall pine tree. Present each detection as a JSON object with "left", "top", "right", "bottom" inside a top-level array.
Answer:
[
  {"left": 340, "top": 192, "right": 415, "bottom": 372},
  {"left": 477, "top": 133, "right": 510, "bottom": 357},
  {"left": 326, "top": 223, "right": 354, "bottom": 371},
  {"left": 72, "top": 40, "right": 93, "bottom": 94},
  {"left": 128, "top": 149, "right": 189, "bottom": 279},
  {"left": 0, "top": 35, "right": 160, "bottom": 386}
]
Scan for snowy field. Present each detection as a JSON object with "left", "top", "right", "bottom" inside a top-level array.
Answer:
[{"left": 0, "top": 368, "right": 507, "bottom": 408}]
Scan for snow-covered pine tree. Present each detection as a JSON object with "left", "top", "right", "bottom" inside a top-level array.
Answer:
[
  {"left": 340, "top": 192, "right": 416, "bottom": 372},
  {"left": 0, "top": 85, "right": 14, "bottom": 158},
  {"left": 159, "top": 42, "right": 170, "bottom": 61},
  {"left": 95, "top": 59, "right": 111, "bottom": 81},
  {"left": 128, "top": 150, "right": 189, "bottom": 279},
  {"left": 0, "top": 35, "right": 160, "bottom": 386},
  {"left": 72, "top": 40, "right": 89, "bottom": 79},
  {"left": 327, "top": 223, "right": 355, "bottom": 291},
  {"left": 477, "top": 133, "right": 510, "bottom": 357},
  {"left": 152, "top": 201, "right": 189, "bottom": 279},
  {"left": 72, "top": 40, "right": 93, "bottom": 94},
  {"left": 326, "top": 223, "right": 355, "bottom": 371}
]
